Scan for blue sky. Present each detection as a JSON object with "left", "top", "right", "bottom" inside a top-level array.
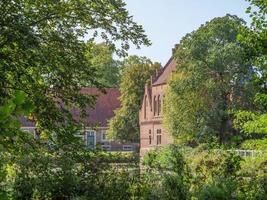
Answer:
[{"left": 124, "top": 0, "right": 251, "bottom": 65}]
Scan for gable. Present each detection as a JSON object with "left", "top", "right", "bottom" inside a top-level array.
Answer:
[{"left": 152, "top": 57, "right": 176, "bottom": 86}]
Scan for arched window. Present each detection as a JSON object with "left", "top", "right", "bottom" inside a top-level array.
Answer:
[
  {"left": 144, "top": 95, "right": 147, "bottom": 119},
  {"left": 158, "top": 95, "right": 161, "bottom": 116},
  {"left": 162, "top": 95, "right": 165, "bottom": 114},
  {"left": 153, "top": 96, "right": 157, "bottom": 116}
]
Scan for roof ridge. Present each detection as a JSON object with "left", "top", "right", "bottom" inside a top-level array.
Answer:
[{"left": 152, "top": 56, "right": 174, "bottom": 85}]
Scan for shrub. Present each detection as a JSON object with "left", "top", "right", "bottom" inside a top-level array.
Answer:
[{"left": 241, "top": 139, "right": 267, "bottom": 150}]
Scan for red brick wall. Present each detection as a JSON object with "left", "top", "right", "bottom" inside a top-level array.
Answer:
[
  {"left": 139, "top": 57, "right": 176, "bottom": 156},
  {"left": 139, "top": 84, "right": 173, "bottom": 156}
]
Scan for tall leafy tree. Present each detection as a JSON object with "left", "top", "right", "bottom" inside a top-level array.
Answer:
[
  {"left": 85, "top": 43, "right": 122, "bottom": 88},
  {"left": 164, "top": 15, "right": 254, "bottom": 145},
  {"left": 233, "top": 0, "right": 267, "bottom": 141},
  {"left": 108, "top": 56, "right": 160, "bottom": 142},
  {"left": 0, "top": 1, "right": 150, "bottom": 198},
  {"left": 0, "top": 0, "right": 150, "bottom": 140}
]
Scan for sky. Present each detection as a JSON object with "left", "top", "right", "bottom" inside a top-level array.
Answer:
[{"left": 123, "top": 0, "right": 251, "bottom": 65}]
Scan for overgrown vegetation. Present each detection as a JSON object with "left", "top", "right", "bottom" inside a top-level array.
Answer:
[
  {"left": 108, "top": 56, "right": 160, "bottom": 142},
  {"left": 143, "top": 145, "right": 267, "bottom": 200},
  {"left": 0, "top": 0, "right": 266, "bottom": 199},
  {"left": 164, "top": 15, "right": 255, "bottom": 146},
  {"left": 0, "top": 0, "right": 151, "bottom": 199}
]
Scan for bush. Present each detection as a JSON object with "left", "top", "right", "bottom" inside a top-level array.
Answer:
[
  {"left": 3, "top": 140, "right": 267, "bottom": 199},
  {"left": 143, "top": 145, "right": 191, "bottom": 200},
  {"left": 143, "top": 145, "right": 245, "bottom": 200},
  {"left": 241, "top": 139, "right": 267, "bottom": 150},
  {"left": 196, "top": 178, "right": 238, "bottom": 200}
]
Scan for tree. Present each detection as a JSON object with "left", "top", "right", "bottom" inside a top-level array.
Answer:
[
  {"left": 164, "top": 15, "right": 254, "bottom": 145},
  {"left": 0, "top": 0, "right": 150, "bottom": 141},
  {"left": 85, "top": 43, "right": 122, "bottom": 88},
  {"left": 233, "top": 0, "right": 267, "bottom": 143},
  {"left": 0, "top": 1, "right": 150, "bottom": 197},
  {"left": 108, "top": 56, "right": 160, "bottom": 142}
]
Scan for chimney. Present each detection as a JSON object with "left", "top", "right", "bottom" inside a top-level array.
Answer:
[{"left": 172, "top": 43, "right": 179, "bottom": 55}]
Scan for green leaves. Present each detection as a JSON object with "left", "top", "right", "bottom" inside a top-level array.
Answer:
[
  {"left": 0, "top": 91, "right": 34, "bottom": 121},
  {"left": 13, "top": 90, "right": 26, "bottom": 105},
  {"left": 85, "top": 43, "right": 122, "bottom": 88},
  {"left": 0, "top": 0, "right": 151, "bottom": 145},
  {"left": 108, "top": 56, "right": 160, "bottom": 142},
  {"left": 165, "top": 15, "right": 254, "bottom": 145},
  {"left": 0, "top": 1, "right": 152, "bottom": 198},
  {"left": 0, "top": 102, "right": 16, "bottom": 121},
  {"left": 232, "top": 0, "right": 267, "bottom": 142},
  {"left": 234, "top": 111, "right": 267, "bottom": 135}
]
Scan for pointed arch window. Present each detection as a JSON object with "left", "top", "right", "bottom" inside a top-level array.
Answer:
[
  {"left": 144, "top": 95, "right": 147, "bottom": 119},
  {"left": 158, "top": 95, "right": 161, "bottom": 116},
  {"left": 153, "top": 96, "right": 157, "bottom": 116}
]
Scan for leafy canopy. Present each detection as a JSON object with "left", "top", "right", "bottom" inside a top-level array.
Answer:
[
  {"left": 85, "top": 43, "right": 122, "bottom": 88},
  {"left": 233, "top": 0, "right": 267, "bottom": 143},
  {"left": 164, "top": 15, "right": 254, "bottom": 145},
  {"left": 108, "top": 56, "right": 160, "bottom": 142},
  {"left": 0, "top": 1, "right": 150, "bottom": 198},
  {"left": 0, "top": 0, "right": 151, "bottom": 139}
]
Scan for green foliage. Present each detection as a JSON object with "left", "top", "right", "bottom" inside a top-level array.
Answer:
[
  {"left": 2, "top": 135, "right": 143, "bottom": 200},
  {"left": 0, "top": 0, "right": 150, "bottom": 137},
  {"left": 234, "top": 111, "right": 267, "bottom": 134},
  {"left": 143, "top": 145, "right": 267, "bottom": 200},
  {"left": 164, "top": 15, "right": 254, "bottom": 145},
  {"left": 143, "top": 145, "right": 245, "bottom": 200},
  {"left": 0, "top": 91, "right": 34, "bottom": 146},
  {"left": 237, "top": 154, "right": 267, "bottom": 200},
  {"left": 108, "top": 56, "right": 160, "bottom": 142},
  {"left": 241, "top": 138, "right": 267, "bottom": 150},
  {"left": 196, "top": 178, "right": 237, "bottom": 200},
  {"left": 0, "top": 1, "right": 151, "bottom": 199},
  {"left": 85, "top": 43, "right": 122, "bottom": 88},
  {"left": 233, "top": 1, "right": 267, "bottom": 145},
  {"left": 143, "top": 145, "right": 191, "bottom": 200}
]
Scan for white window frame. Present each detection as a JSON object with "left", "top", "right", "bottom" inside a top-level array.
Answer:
[
  {"left": 74, "top": 130, "right": 84, "bottom": 139},
  {"left": 122, "top": 145, "right": 133, "bottom": 151},
  {"left": 85, "top": 130, "right": 96, "bottom": 149},
  {"left": 21, "top": 127, "right": 38, "bottom": 138},
  {"left": 101, "top": 144, "right": 111, "bottom": 151},
  {"left": 156, "top": 129, "right": 162, "bottom": 145},
  {"left": 21, "top": 127, "right": 35, "bottom": 132},
  {"left": 101, "top": 130, "right": 108, "bottom": 142},
  {"left": 148, "top": 130, "right": 152, "bottom": 145}
]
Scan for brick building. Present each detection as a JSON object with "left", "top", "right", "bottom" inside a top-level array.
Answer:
[
  {"left": 139, "top": 53, "right": 177, "bottom": 156},
  {"left": 20, "top": 88, "right": 138, "bottom": 152}
]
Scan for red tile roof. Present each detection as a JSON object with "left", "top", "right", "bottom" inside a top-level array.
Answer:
[
  {"left": 20, "top": 88, "right": 121, "bottom": 128},
  {"left": 74, "top": 88, "right": 121, "bottom": 127}
]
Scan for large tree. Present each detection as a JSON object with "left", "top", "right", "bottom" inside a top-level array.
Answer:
[
  {"left": 0, "top": 1, "right": 150, "bottom": 198},
  {"left": 164, "top": 15, "right": 254, "bottom": 145},
  {"left": 233, "top": 0, "right": 267, "bottom": 148},
  {"left": 0, "top": 0, "right": 150, "bottom": 140},
  {"left": 85, "top": 43, "right": 122, "bottom": 88},
  {"left": 108, "top": 56, "right": 160, "bottom": 142}
]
